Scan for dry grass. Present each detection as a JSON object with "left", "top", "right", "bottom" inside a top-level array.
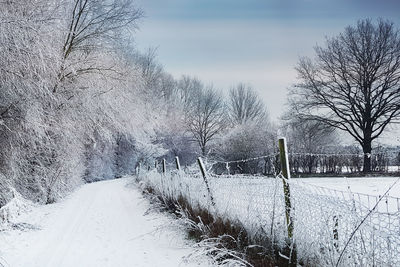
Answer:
[{"left": 141, "top": 184, "right": 300, "bottom": 267}]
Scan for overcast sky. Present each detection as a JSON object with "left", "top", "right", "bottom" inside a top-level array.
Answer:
[{"left": 133, "top": 0, "right": 400, "bottom": 124}]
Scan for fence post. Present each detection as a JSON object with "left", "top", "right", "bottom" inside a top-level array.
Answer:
[
  {"left": 197, "top": 157, "right": 215, "bottom": 206},
  {"left": 333, "top": 215, "right": 339, "bottom": 251},
  {"left": 278, "top": 137, "right": 296, "bottom": 266},
  {"left": 162, "top": 159, "right": 166, "bottom": 174},
  {"left": 175, "top": 156, "right": 181, "bottom": 171}
]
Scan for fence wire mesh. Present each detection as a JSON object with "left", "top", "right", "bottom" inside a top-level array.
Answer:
[{"left": 138, "top": 158, "right": 400, "bottom": 267}]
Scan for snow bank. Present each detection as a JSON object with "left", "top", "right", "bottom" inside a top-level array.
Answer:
[{"left": 0, "top": 188, "right": 34, "bottom": 226}]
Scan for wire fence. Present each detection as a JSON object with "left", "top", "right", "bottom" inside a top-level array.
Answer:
[
  {"left": 137, "top": 143, "right": 400, "bottom": 267},
  {"left": 207, "top": 150, "right": 400, "bottom": 176}
]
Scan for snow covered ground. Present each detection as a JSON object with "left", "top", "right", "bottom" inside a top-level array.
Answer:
[
  {"left": 294, "top": 176, "right": 400, "bottom": 213},
  {"left": 297, "top": 177, "right": 400, "bottom": 198},
  {"left": 0, "top": 178, "right": 210, "bottom": 267}
]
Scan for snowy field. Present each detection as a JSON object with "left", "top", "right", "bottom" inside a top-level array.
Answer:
[
  {"left": 295, "top": 177, "right": 400, "bottom": 214},
  {"left": 298, "top": 177, "right": 400, "bottom": 197},
  {"left": 0, "top": 178, "right": 210, "bottom": 267}
]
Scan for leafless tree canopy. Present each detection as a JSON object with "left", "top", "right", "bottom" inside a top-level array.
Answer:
[
  {"left": 55, "top": 0, "right": 143, "bottom": 91},
  {"left": 228, "top": 83, "right": 267, "bottom": 125},
  {"left": 62, "top": 0, "right": 142, "bottom": 58},
  {"left": 291, "top": 19, "right": 400, "bottom": 172},
  {"left": 186, "top": 86, "right": 226, "bottom": 156},
  {"left": 177, "top": 75, "right": 203, "bottom": 108}
]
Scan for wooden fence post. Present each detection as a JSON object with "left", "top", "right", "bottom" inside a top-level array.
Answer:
[
  {"left": 278, "top": 137, "right": 296, "bottom": 266},
  {"left": 197, "top": 157, "right": 215, "bottom": 206},
  {"left": 162, "top": 159, "right": 166, "bottom": 174},
  {"left": 333, "top": 215, "right": 339, "bottom": 251},
  {"left": 175, "top": 156, "right": 181, "bottom": 171}
]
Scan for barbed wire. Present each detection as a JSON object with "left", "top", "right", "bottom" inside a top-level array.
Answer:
[
  {"left": 150, "top": 150, "right": 400, "bottom": 171},
  {"left": 290, "top": 152, "right": 365, "bottom": 157},
  {"left": 208, "top": 153, "right": 279, "bottom": 165},
  {"left": 289, "top": 151, "right": 400, "bottom": 158}
]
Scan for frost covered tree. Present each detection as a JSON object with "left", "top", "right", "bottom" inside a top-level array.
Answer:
[
  {"left": 177, "top": 76, "right": 202, "bottom": 107},
  {"left": 217, "top": 121, "right": 277, "bottom": 174},
  {"left": 282, "top": 114, "right": 338, "bottom": 173},
  {"left": 290, "top": 19, "right": 400, "bottom": 172},
  {"left": 0, "top": 0, "right": 166, "bottom": 205},
  {"left": 228, "top": 83, "right": 267, "bottom": 125},
  {"left": 186, "top": 86, "right": 226, "bottom": 156},
  {"left": 213, "top": 83, "right": 274, "bottom": 173},
  {"left": 153, "top": 75, "right": 203, "bottom": 164},
  {"left": 0, "top": 0, "right": 67, "bottom": 203},
  {"left": 55, "top": 0, "right": 143, "bottom": 92}
]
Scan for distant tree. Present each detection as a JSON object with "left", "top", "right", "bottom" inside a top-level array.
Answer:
[
  {"left": 283, "top": 115, "right": 338, "bottom": 173},
  {"left": 186, "top": 86, "right": 226, "bottom": 156},
  {"left": 290, "top": 19, "right": 400, "bottom": 173},
  {"left": 218, "top": 121, "right": 277, "bottom": 174},
  {"left": 134, "top": 47, "right": 164, "bottom": 93},
  {"left": 228, "top": 83, "right": 267, "bottom": 125},
  {"left": 396, "top": 152, "right": 400, "bottom": 171},
  {"left": 177, "top": 75, "right": 203, "bottom": 109}
]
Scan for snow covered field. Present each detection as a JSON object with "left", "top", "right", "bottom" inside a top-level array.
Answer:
[
  {"left": 295, "top": 177, "right": 400, "bottom": 214},
  {"left": 0, "top": 178, "right": 209, "bottom": 267},
  {"left": 298, "top": 177, "right": 400, "bottom": 197}
]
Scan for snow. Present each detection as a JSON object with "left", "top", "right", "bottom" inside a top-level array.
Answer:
[
  {"left": 0, "top": 189, "right": 35, "bottom": 225},
  {"left": 0, "top": 178, "right": 210, "bottom": 267},
  {"left": 293, "top": 177, "right": 400, "bottom": 213},
  {"left": 296, "top": 177, "right": 400, "bottom": 198}
]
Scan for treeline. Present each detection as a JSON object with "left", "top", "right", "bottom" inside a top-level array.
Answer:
[{"left": 288, "top": 148, "right": 400, "bottom": 175}]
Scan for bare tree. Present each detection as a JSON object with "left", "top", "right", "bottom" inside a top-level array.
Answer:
[
  {"left": 283, "top": 115, "right": 338, "bottom": 173},
  {"left": 177, "top": 75, "right": 203, "bottom": 108},
  {"left": 55, "top": 0, "right": 143, "bottom": 91},
  {"left": 290, "top": 19, "right": 400, "bottom": 172},
  {"left": 228, "top": 83, "right": 267, "bottom": 125},
  {"left": 186, "top": 86, "right": 226, "bottom": 156},
  {"left": 134, "top": 47, "right": 164, "bottom": 92}
]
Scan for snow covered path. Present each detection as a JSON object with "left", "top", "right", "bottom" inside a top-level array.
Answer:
[{"left": 0, "top": 178, "right": 207, "bottom": 267}]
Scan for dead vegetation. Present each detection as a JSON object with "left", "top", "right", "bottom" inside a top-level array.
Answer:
[{"left": 141, "top": 183, "right": 302, "bottom": 267}]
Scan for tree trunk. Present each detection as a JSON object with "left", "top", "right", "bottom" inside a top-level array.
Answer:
[
  {"left": 201, "top": 145, "right": 206, "bottom": 157},
  {"left": 362, "top": 139, "right": 372, "bottom": 173}
]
